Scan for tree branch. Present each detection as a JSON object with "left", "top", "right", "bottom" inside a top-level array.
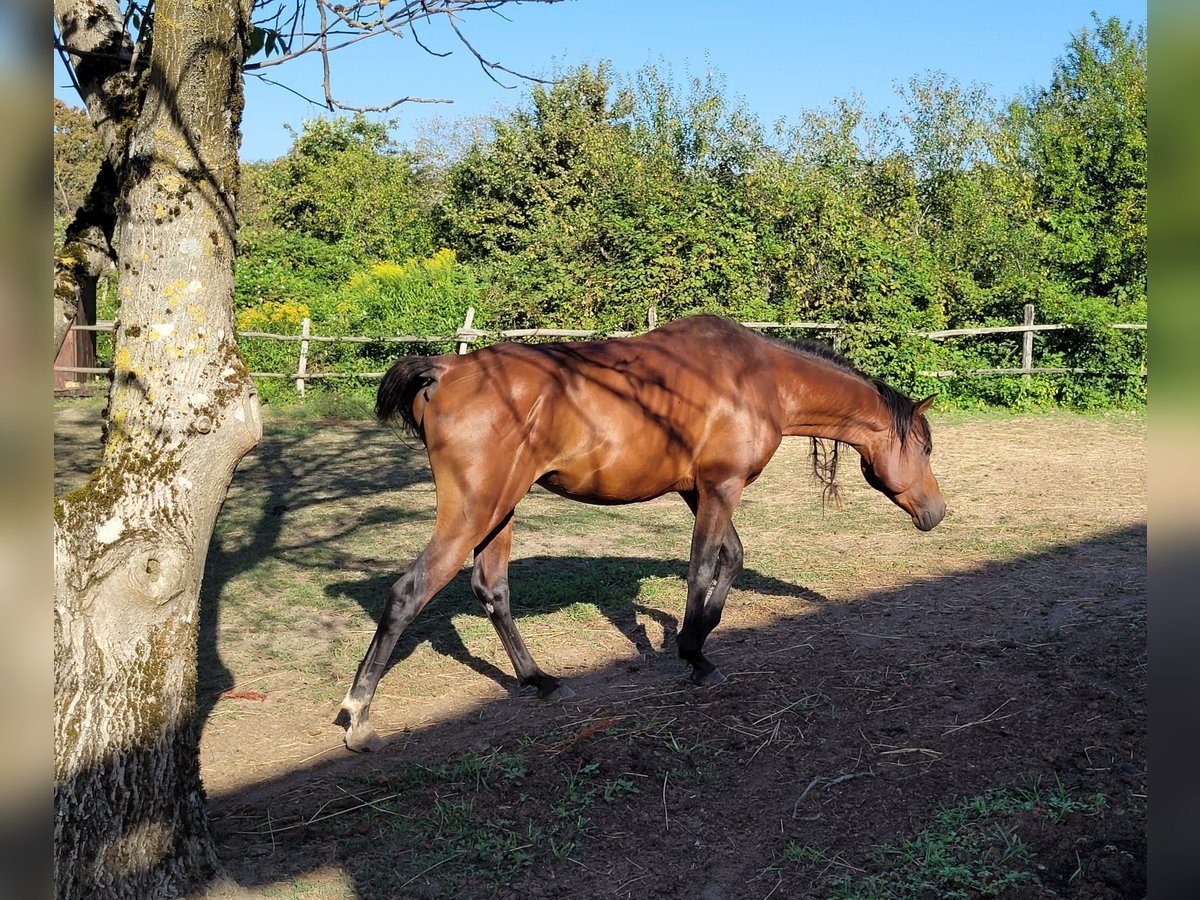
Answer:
[
  {"left": 54, "top": 160, "right": 120, "bottom": 355},
  {"left": 52, "top": 0, "right": 562, "bottom": 356},
  {"left": 244, "top": 0, "right": 563, "bottom": 79},
  {"left": 53, "top": 0, "right": 143, "bottom": 173},
  {"left": 444, "top": 10, "right": 550, "bottom": 89}
]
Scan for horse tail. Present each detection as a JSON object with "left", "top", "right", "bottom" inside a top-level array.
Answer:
[{"left": 376, "top": 356, "right": 442, "bottom": 438}]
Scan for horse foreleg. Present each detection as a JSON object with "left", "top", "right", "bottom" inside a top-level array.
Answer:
[
  {"left": 698, "top": 522, "right": 743, "bottom": 643},
  {"left": 337, "top": 535, "right": 475, "bottom": 752},
  {"left": 472, "top": 514, "right": 574, "bottom": 701},
  {"left": 678, "top": 484, "right": 743, "bottom": 685}
]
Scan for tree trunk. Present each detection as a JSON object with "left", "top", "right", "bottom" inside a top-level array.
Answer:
[{"left": 53, "top": 2, "right": 258, "bottom": 897}]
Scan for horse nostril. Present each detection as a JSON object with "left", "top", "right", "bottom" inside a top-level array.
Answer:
[{"left": 914, "top": 506, "right": 945, "bottom": 531}]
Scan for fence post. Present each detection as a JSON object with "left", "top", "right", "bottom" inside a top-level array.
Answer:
[
  {"left": 647, "top": 302, "right": 658, "bottom": 330},
  {"left": 1021, "top": 304, "right": 1034, "bottom": 385},
  {"left": 296, "top": 317, "right": 310, "bottom": 396},
  {"left": 457, "top": 307, "right": 476, "bottom": 355}
]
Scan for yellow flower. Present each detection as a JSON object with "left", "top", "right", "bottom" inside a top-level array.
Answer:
[{"left": 236, "top": 300, "right": 309, "bottom": 331}]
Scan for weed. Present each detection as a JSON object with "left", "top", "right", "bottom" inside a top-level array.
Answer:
[
  {"left": 1038, "top": 774, "right": 1107, "bottom": 822},
  {"left": 663, "top": 733, "right": 725, "bottom": 757},
  {"left": 1026, "top": 623, "right": 1064, "bottom": 644},
  {"left": 780, "top": 843, "right": 829, "bottom": 866},
  {"left": 602, "top": 777, "right": 639, "bottom": 802},
  {"left": 447, "top": 747, "right": 528, "bottom": 789}
]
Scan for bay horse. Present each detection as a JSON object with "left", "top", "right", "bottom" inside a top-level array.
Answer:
[{"left": 338, "top": 314, "right": 945, "bottom": 751}]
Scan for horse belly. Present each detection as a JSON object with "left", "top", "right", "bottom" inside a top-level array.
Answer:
[{"left": 536, "top": 437, "right": 692, "bottom": 505}]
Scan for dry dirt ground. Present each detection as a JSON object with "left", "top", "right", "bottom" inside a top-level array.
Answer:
[{"left": 55, "top": 400, "right": 1146, "bottom": 899}]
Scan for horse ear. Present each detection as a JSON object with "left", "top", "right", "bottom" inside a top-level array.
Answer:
[{"left": 914, "top": 394, "right": 937, "bottom": 416}]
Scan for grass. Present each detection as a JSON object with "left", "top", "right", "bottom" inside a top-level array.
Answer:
[
  {"left": 280, "top": 747, "right": 660, "bottom": 891},
  {"left": 233, "top": 726, "right": 1116, "bottom": 899},
  {"left": 768, "top": 778, "right": 1110, "bottom": 899}
]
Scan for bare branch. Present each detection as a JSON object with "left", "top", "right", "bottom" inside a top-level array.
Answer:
[
  {"left": 318, "top": 0, "right": 333, "bottom": 108},
  {"left": 330, "top": 95, "right": 455, "bottom": 112},
  {"left": 243, "top": 0, "right": 564, "bottom": 105},
  {"left": 245, "top": 71, "right": 326, "bottom": 108},
  {"left": 126, "top": 1, "right": 154, "bottom": 77},
  {"left": 444, "top": 8, "right": 551, "bottom": 89},
  {"left": 53, "top": 34, "right": 86, "bottom": 97},
  {"left": 410, "top": 21, "right": 452, "bottom": 58}
]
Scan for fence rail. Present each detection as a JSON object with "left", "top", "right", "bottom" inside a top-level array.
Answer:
[{"left": 55, "top": 304, "right": 1146, "bottom": 394}]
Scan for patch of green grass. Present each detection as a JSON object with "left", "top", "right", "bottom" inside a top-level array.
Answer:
[
  {"left": 602, "top": 776, "right": 640, "bottom": 802},
  {"left": 259, "top": 388, "right": 377, "bottom": 425},
  {"left": 323, "top": 748, "right": 652, "bottom": 889},
  {"left": 259, "top": 872, "right": 356, "bottom": 898},
  {"left": 663, "top": 733, "right": 726, "bottom": 757},
  {"left": 775, "top": 843, "right": 830, "bottom": 867},
  {"left": 347, "top": 748, "right": 539, "bottom": 890},
  {"left": 771, "top": 779, "right": 1109, "bottom": 899},
  {"left": 450, "top": 613, "right": 495, "bottom": 646},
  {"left": 1026, "top": 773, "right": 1107, "bottom": 823},
  {"left": 450, "top": 747, "right": 529, "bottom": 787},
  {"left": 636, "top": 576, "right": 682, "bottom": 607},
  {"left": 560, "top": 600, "right": 602, "bottom": 623}
]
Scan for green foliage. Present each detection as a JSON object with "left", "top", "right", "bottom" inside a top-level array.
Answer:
[
  {"left": 235, "top": 245, "right": 484, "bottom": 399},
  {"left": 236, "top": 227, "right": 355, "bottom": 310},
  {"left": 1020, "top": 15, "right": 1147, "bottom": 306},
  {"left": 53, "top": 99, "right": 104, "bottom": 220},
  {"left": 233, "top": 18, "right": 1146, "bottom": 410},
  {"left": 320, "top": 248, "right": 482, "bottom": 339},
  {"left": 234, "top": 228, "right": 356, "bottom": 400},
  {"left": 255, "top": 114, "right": 436, "bottom": 264},
  {"left": 438, "top": 63, "right": 778, "bottom": 331}
]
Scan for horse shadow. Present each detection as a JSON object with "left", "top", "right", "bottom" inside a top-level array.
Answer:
[{"left": 324, "top": 554, "right": 829, "bottom": 693}]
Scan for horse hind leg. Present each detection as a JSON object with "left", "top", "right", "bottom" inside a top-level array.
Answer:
[{"left": 472, "top": 514, "right": 574, "bottom": 701}]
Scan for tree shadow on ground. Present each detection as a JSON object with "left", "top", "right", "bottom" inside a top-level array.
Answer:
[
  {"left": 197, "top": 422, "right": 432, "bottom": 726},
  {"left": 200, "top": 522, "right": 1146, "bottom": 900}
]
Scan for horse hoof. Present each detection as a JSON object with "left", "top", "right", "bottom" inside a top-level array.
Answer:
[
  {"left": 344, "top": 725, "right": 385, "bottom": 753},
  {"left": 541, "top": 683, "right": 575, "bottom": 702},
  {"left": 692, "top": 668, "right": 727, "bottom": 687}
]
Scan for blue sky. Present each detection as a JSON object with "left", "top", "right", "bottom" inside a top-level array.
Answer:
[{"left": 54, "top": 1, "right": 1147, "bottom": 162}]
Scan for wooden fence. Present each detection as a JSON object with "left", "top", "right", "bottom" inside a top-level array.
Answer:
[{"left": 55, "top": 304, "right": 1146, "bottom": 395}]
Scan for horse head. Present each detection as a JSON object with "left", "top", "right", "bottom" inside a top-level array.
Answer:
[{"left": 858, "top": 394, "right": 946, "bottom": 531}]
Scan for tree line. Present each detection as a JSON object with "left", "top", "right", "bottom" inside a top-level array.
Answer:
[{"left": 57, "top": 15, "right": 1145, "bottom": 409}]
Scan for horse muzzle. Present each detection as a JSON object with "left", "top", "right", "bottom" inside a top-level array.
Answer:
[{"left": 912, "top": 502, "right": 946, "bottom": 532}]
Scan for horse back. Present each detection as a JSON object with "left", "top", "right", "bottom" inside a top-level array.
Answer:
[{"left": 421, "top": 319, "right": 784, "bottom": 502}]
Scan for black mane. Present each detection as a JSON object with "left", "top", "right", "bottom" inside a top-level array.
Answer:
[
  {"left": 760, "top": 332, "right": 932, "bottom": 506},
  {"left": 768, "top": 334, "right": 930, "bottom": 450}
]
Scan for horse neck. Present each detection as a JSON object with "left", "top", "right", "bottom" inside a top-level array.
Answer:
[{"left": 771, "top": 348, "right": 892, "bottom": 448}]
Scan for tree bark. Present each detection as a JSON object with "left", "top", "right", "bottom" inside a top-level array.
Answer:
[{"left": 53, "top": 1, "right": 259, "bottom": 896}]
